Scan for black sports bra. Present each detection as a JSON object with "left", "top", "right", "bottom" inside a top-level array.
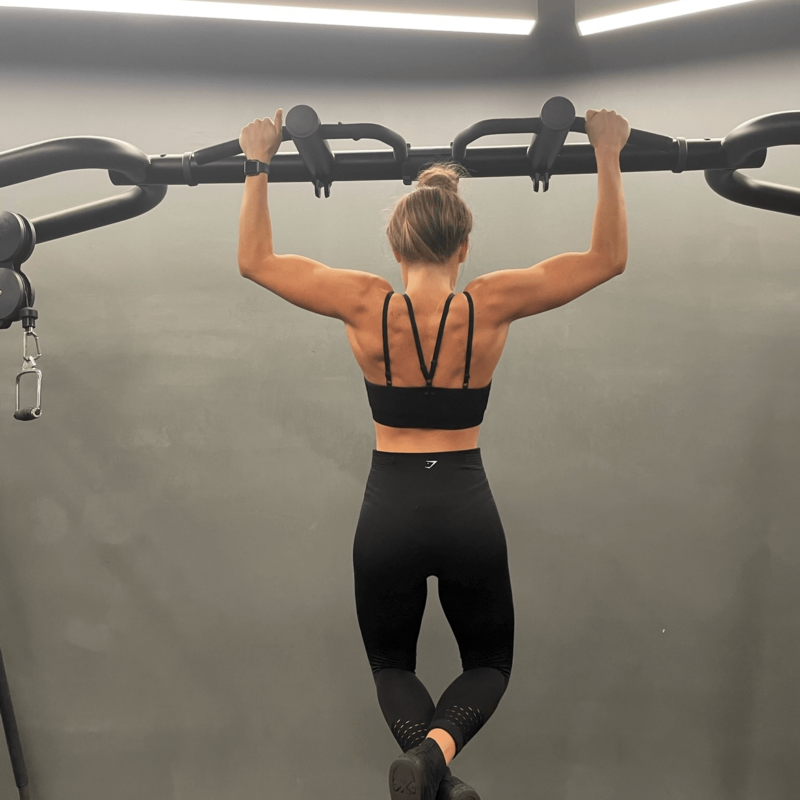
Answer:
[{"left": 364, "top": 291, "right": 492, "bottom": 430}]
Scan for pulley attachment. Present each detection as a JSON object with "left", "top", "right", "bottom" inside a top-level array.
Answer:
[
  {"left": 14, "top": 307, "right": 42, "bottom": 421},
  {"left": 0, "top": 267, "right": 32, "bottom": 330},
  {"left": 0, "top": 210, "right": 37, "bottom": 330}
]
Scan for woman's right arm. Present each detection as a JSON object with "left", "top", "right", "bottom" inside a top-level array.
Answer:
[{"left": 468, "top": 109, "right": 631, "bottom": 323}]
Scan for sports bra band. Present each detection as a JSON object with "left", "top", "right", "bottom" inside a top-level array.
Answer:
[
  {"left": 463, "top": 291, "right": 475, "bottom": 390},
  {"left": 381, "top": 291, "right": 393, "bottom": 386}
]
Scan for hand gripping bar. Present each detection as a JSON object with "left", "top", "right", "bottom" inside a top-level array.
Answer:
[
  {"left": 191, "top": 104, "right": 409, "bottom": 197},
  {"left": 704, "top": 111, "right": 800, "bottom": 217}
]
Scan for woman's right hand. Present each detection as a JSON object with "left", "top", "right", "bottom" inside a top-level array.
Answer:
[
  {"left": 239, "top": 109, "right": 284, "bottom": 163},
  {"left": 585, "top": 108, "right": 631, "bottom": 153}
]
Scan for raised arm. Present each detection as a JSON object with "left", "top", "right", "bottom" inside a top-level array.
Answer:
[
  {"left": 468, "top": 108, "right": 631, "bottom": 324},
  {"left": 237, "top": 110, "right": 388, "bottom": 322}
]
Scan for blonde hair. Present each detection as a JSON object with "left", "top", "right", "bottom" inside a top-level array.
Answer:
[{"left": 386, "top": 163, "right": 473, "bottom": 265}]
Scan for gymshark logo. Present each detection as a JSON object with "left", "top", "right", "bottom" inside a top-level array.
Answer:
[{"left": 425, "top": 461, "right": 438, "bottom": 469}]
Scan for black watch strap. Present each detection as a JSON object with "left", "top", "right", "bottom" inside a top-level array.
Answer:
[{"left": 244, "top": 159, "right": 270, "bottom": 176}]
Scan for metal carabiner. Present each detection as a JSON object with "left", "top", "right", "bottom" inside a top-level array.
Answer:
[
  {"left": 14, "top": 327, "right": 42, "bottom": 421},
  {"left": 22, "top": 326, "right": 41, "bottom": 364}
]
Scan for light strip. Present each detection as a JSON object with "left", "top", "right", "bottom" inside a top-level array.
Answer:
[
  {"left": 0, "top": 0, "right": 536, "bottom": 35},
  {"left": 578, "top": 0, "right": 759, "bottom": 36}
]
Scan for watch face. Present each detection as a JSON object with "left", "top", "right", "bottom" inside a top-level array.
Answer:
[{"left": 245, "top": 160, "right": 268, "bottom": 175}]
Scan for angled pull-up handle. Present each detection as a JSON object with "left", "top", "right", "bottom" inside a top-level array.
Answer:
[
  {"left": 452, "top": 97, "right": 674, "bottom": 161},
  {"left": 192, "top": 104, "right": 408, "bottom": 197},
  {"left": 452, "top": 95, "right": 676, "bottom": 191},
  {"left": 704, "top": 111, "right": 800, "bottom": 217},
  {"left": 451, "top": 117, "right": 539, "bottom": 163},
  {"left": 191, "top": 110, "right": 334, "bottom": 195},
  {"left": 194, "top": 112, "right": 409, "bottom": 167}
]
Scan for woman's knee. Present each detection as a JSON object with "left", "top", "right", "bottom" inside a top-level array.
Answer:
[
  {"left": 369, "top": 654, "right": 417, "bottom": 676},
  {"left": 462, "top": 653, "right": 513, "bottom": 686}
]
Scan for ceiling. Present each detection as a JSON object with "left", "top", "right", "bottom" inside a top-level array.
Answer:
[{"left": 0, "top": 0, "right": 796, "bottom": 80}]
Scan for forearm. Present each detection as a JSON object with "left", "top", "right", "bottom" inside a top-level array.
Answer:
[
  {"left": 238, "top": 172, "right": 274, "bottom": 270},
  {"left": 589, "top": 148, "right": 628, "bottom": 267}
]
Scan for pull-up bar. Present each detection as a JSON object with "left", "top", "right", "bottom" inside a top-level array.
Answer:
[
  {"left": 1, "top": 96, "right": 798, "bottom": 249},
  {"left": 0, "top": 95, "right": 799, "bottom": 421}
]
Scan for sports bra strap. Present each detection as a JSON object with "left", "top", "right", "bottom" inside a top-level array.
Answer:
[
  {"left": 382, "top": 291, "right": 394, "bottom": 386},
  {"left": 463, "top": 291, "right": 475, "bottom": 389},
  {"left": 403, "top": 293, "right": 455, "bottom": 386}
]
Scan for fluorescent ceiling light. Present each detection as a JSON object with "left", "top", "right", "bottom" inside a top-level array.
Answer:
[
  {"left": 0, "top": 0, "right": 536, "bottom": 35},
  {"left": 578, "top": 0, "right": 759, "bottom": 36}
]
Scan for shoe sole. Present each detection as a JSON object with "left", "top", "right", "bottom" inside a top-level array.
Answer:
[
  {"left": 448, "top": 786, "right": 480, "bottom": 800},
  {"left": 389, "top": 759, "right": 422, "bottom": 800}
]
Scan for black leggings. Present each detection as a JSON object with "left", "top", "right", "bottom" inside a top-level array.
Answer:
[{"left": 353, "top": 449, "right": 515, "bottom": 758}]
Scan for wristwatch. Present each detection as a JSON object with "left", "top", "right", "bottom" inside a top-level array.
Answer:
[{"left": 244, "top": 159, "right": 270, "bottom": 177}]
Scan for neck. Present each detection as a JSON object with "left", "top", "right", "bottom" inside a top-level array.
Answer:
[{"left": 402, "top": 257, "right": 460, "bottom": 296}]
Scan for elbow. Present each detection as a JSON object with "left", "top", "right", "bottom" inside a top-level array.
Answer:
[
  {"left": 610, "top": 254, "right": 627, "bottom": 275},
  {"left": 238, "top": 254, "right": 274, "bottom": 278},
  {"left": 590, "top": 249, "right": 627, "bottom": 276},
  {"left": 238, "top": 251, "right": 254, "bottom": 277}
]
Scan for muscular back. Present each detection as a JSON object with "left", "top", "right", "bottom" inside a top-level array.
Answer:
[
  {"left": 344, "top": 276, "right": 514, "bottom": 452},
  {"left": 346, "top": 284, "right": 509, "bottom": 391}
]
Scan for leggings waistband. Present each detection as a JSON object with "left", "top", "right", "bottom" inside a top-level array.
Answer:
[{"left": 371, "top": 448, "right": 483, "bottom": 468}]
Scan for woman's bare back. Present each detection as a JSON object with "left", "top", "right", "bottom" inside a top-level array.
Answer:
[{"left": 345, "top": 279, "right": 511, "bottom": 452}]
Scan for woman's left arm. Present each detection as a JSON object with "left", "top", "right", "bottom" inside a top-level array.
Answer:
[{"left": 237, "top": 110, "right": 388, "bottom": 322}]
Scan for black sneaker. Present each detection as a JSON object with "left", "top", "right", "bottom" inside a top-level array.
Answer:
[
  {"left": 435, "top": 768, "right": 481, "bottom": 800},
  {"left": 389, "top": 738, "right": 449, "bottom": 800}
]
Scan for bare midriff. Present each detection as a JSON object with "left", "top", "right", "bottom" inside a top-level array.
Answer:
[{"left": 374, "top": 422, "right": 481, "bottom": 453}]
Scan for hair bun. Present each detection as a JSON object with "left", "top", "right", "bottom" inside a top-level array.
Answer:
[{"left": 416, "top": 163, "right": 464, "bottom": 194}]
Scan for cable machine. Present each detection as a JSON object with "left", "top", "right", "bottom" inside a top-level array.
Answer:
[{"left": 1, "top": 94, "right": 799, "bottom": 799}]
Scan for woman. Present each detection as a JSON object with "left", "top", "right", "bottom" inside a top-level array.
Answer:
[{"left": 238, "top": 106, "right": 631, "bottom": 800}]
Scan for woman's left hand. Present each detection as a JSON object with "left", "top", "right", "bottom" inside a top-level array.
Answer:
[{"left": 239, "top": 109, "right": 284, "bottom": 163}]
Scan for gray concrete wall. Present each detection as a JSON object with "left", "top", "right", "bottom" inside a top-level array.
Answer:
[{"left": 1, "top": 9, "right": 799, "bottom": 800}]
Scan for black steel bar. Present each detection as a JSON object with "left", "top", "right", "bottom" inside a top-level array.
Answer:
[
  {"left": 109, "top": 140, "right": 766, "bottom": 187},
  {"left": 717, "top": 111, "right": 800, "bottom": 168},
  {"left": 32, "top": 185, "right": 168, "bottom": 244},
  {"left": 0, "top": 103, "right": 794, "bottom": 247},
  {"left": 704, "top": 111, "right": 800, "bottom": 217},
  {"left": 705, "top": 169, "right": 800, "bottom": 216},
  {"left": 0, "top": 647, "right": 29, "bottom": 796},
  {"left": 0, "top": 136, "right": 150, "bottom": 187}
]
